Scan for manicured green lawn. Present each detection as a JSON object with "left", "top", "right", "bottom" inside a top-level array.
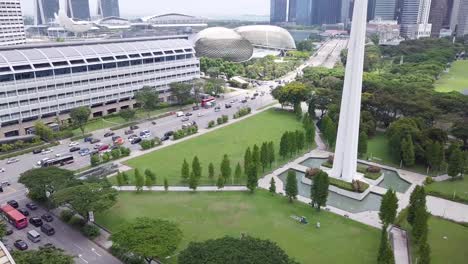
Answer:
[
  {"left": 96, "top": 191, "right": 380, "bottom": 264},
  {"left": 425, "top": 177, "right": 468, "bottom": 203},
  {"left": 427, "top": 217, "right": 468, "bottom": 264},
  {"left": 119, "top": 109, "right": 309, "bottom": 185},
  {"left": 435, "top": 60, "right": 468, "bottom": 93},
  {"left": 366, "top": 132, "right": 395, "bottom": 165}
]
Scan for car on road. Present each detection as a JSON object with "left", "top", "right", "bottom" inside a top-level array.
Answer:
[
  {"left": 130, "top": 125, "right": 139, "bottom": 130},
  {"left": 94, "top": 143, "right": 103, "bottom": 149},
  {"left": 41, "top": 148, "right": 53, "bottom": 155},
  {"left": 6, "top": 158, "right": 19, "bottom": 164},
  {"left": 164, "top": 131, "right": 174, "bottom": 137},
  {"left": 14, "top": 240, "right": 28, "bottom": 250},
  {"left": 29, "top": 217, "right": 43, "bottom": 227},
  {"left": 17, "top": 208, "right": 29, "bottom": 216},
  {"left": 125, "top": 130, "right": 134, "bottom": 135},
  {"left": 69, "top": 147, "right": 81, "bottom": 152},
  {"left": 197, "top": 112, "right": 204, "bottom": 117},
  {"left": 131, "top": 137, "right": 142, "bottom": 145},
  {"left": 79, "top": 148, "right": 90, "bottom": 156},
  {"left": 141, "top": 134, "right": 151, "bottom": 139},
  {"left": 114, "top": 137, "right": 125, "bottom": 145},
  {"left": 214, "top": 106, "right": 221, "bottom": 112},
  {"left": 176, "top": 111, "right": 184, "bottom": 117},
  {"left": 251, "top": 97, "right": 256, "bottom": 100},
  {"left": 7, "top": 200, "right": 19, "bottom": 208},
  {"left": 0, "top": 168, "right": 4, "bottom": 173},
  {"left": 26, "top": 203, "right": 38, "bottom": 210},
  {"left": 84, "top": 137, "right": 93, "bottom": 143},
  {"left": 41, "top": 213, "right": 53, "bottom": 222},
  {"left": 185, "top": 112, "right": 193, "bottom": 116},
  {"left": 241, "top": 99, "right": 248, "bottom": 103},
  {"left": 32, "top": 149, "right": 42, "bottom": 154},
  {"left": 181, "top": 117, "right": 189, "bottom": 122},
  {"left": 139, "top": 130, "right": 150, "bottom": 136},
  {"left": 104, "top": 132, "right": 115, "bottom": 137},
  {"left": 41, "top": 224, "right": 55, "bottom": 236},
  {"left": 225, "top": 104, "right": 232, "bottom": 108},
  {"left": 90, "top": 138, "right": 101, "bottom": 144},
  {"left": 68, "top": 141, "right": 79, "bottom": 147},
  {"left": 192, "top": 106, "right": 200, "bottom": 110},
  {"left": 98, "top": 145, "right": 109, "bottom": 152},
  {"left": 6, "top": 229, "right": 13, "bottom": 236},
  {"left": 128, "top": 134, "right": 138, "bottom": 140},
  {"left": 161, "top": 135, "right": 170, "bottom": 141}
]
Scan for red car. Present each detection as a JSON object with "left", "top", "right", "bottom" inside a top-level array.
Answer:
[{"left": 98, "top": 145, "right": 109, "bottom": 152}]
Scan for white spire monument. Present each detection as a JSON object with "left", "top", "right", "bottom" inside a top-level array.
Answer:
[{"left": 330, "top": 0, "right": 369, "bottom": 182}]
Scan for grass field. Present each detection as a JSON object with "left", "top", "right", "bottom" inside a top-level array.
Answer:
[
  {"left": 119, "top": 109, "right": 308, "bottom": 185},
  {"left": 96, "top": 191, "right": 380, "bottom": 264},
  {"left": 366, "top": 132, "right": 395, "bottom": 165},
  {"left": 425, "top": 177, "right": 468, "bottom": 203},
  {"left": 435, "top": 60, "right": 468, "bottom": 93},
  {"left": 427, "top": 217, "right": 468, "bottom": 264}
]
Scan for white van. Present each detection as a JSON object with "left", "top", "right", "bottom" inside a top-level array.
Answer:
[
  {"left": 176, "top": 111, "right": 184, "bottom": 117},
  {"left": 27, "top": 230, "right": 41, "bottom": 243}
]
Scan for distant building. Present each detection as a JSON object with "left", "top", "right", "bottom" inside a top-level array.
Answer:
[
  {"left": 270, "top": 0, "right": 288, "bottom": 23},
  {"left": 0, "top": 0, "right": 26, "bottom": 46},
  {"left": 295, "top": 0, "right": 313, "bottom": 25},
  {"left": 288, "top": 0, "right": 297, "bottom": 22},
  {"left": 143, "top": 13, "right": 208, "bottom": 35},
  {"left": 66, "top": 0, "right": 91, "bottom": 21},
  {"left": 374, "top": 0, "right": 397, "bottom": 20},
  {"left": 451, "top": 0, "right": 468, "bottom": 37},
  {"left": 429, "top": 0, "right": 450, "bottom": 37},
  {"left": 97, "top": 0, "right": 120, "bottom": 18},
  {"left": 400, "top": 0, "right": 432, "bottom": 39},
  {"left": 34, "top": 0, "right": 59, "bottom": 25},
  {"left": 367, "top": 19, "right": 403, "bottom": 45},
  {"left": 311, "top": 0, "right": 342, "bottom": 25}
]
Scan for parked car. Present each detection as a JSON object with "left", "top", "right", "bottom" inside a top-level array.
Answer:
[
  {"left": 14, "top": 240, "right": 28, "bottom": 251},
  {"left": 185, "top": 112, "right": 193, "bottom": 116},
  {"left": 225, "top": 104, "right": 232, "bottom": 109},
  {"left": 104, "top": 132, "right": 115, "bottom": 138},
  {"left": 164, "top": 131, "right": 174, "bottom": 137},
  {"left": 141, "top": 134, "right": 151, "bottom": 139},
  {"left": 41, "top": 224, "right": 55, "bottom": 236},
  {"left": 197, "top": 112, "right": 204, "bottom": 117},
  {"left": 29, "top": 217, "right": 43, "bottom": 227},
  {"left": 131, "top": 137, "right": 142, "bottom": 145},
  {"left": 84, "top": 137, "right": 93, "bottom": 143},
  {"left": 181, "top": 117, "right": 189, "bottom": 122},
  {"left": 98, "top": 145, "right": 109, "bottom": 152},
  {"left": 26, "top": 203, "right": 38, "bottom": 210},
  {"left": 125, "top": 130, "right": 134, "bottom": 135},
  {"left": 130, "top": 125, "right": 139, "bottom": 130},
  {"left": 6, "top": 158, "right": 19, "bottom": 164},
  {"left": 17, "top": 208, "right": 29, "bottom": 216},
  {"left": 128, "top": 135, "right": 138, "bottom": 140},
  {"left": 112, "top": 136, "right": 121, "bottom": 141},
  {"left": 32, "top": 149, "right": 42, "bottom": 154},
  {"left": 70, "top": 147, "right": 81, "bottom": 152},
  {"left": 161, "top": 135, "right": 170, "bottom": 141},
  {"left": 5, "top": 229, "right": 13, "bottom": 236},
  {"left": 139, "top": 130, "right": 150, "bottom": 137},
  {"left": 176, "top": 111, "right": 184, "bottom": 117},
  {"left": 192, "top": 106, "right": 200, "bottom": 110},
  {"left": 214, "top": 107, "right": 221, "bottom": 112},
  {"left": 79, "top": 148, "right": 90, "bottom": 156},
  {"left": 68, "top": 141, "right": 79, "bottom": 147},
  {"left": 41, "top": 213, "right": 53, "bottom": 222},
  {"left": 41, "top": 148, "right": 53, "bottom": 155},
  {"left": 90, "top": 138, "right": 101, "bottom": 144},
  {"left": 241, "top": 99, "right": 248, "bottom": 103},
  {"left": 94, "top": 143, "right": 103, "bottom": 150},
  {"left": 7, "top": 200, "right": 18, "bottom": 208}
]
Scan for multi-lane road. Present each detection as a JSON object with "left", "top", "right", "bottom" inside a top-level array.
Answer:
[{"left": 0, "top": 38, "right": 348, "bottom": 263}]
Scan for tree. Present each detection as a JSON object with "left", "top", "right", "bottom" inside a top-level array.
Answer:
[
  {"left": 271, "top": 81, "right": 311, "bottom": 108},
  {"left": 407, "top": 186, "right": 426, "bottom": 226},
  {"left": 181, "top": 159, "right": 190, "bottom": 182},
  {"left": 358, "top": 132, "right": 368, "bottom": 157},
  {"left": 52, "top": 182, "right": 118, "bottom": 217},
  {"left": 246, "top": 164, "right": 258, "bottom": 193},
  {"left": 310, "top": 170, "right": 329, "bottom": 211},
  {"left": 401, "top": 134, "right": 415, "bottom": 166},
  {"left": 377, "top": 229, "right": 395, "bottom": 264},
  {"left": 189, "top": 172, "right": 199, "bottom": 191},
  {"left": 244, "top": 147, "right": 252, "bottom": 174},
  {"left": 70, "top": 106, "right": 91, "bottom": 135},
  {"left": 203, "top": 79, "right": 225, "bottom": 96},
  {"left": 34, "top": 121, "right": 54, "bottom": 141},
  {"left": 134, "top": 169, "right": 144, "bottom": 192},
  {"left": 418, "top": 242, "right": 431, "bottom": 264},
  {"left": 0, "top": 221, "right": 6, "bottom": 240},
  {"left": 412, "top": 206, "right": 429, "bottom": 245},
  {"left": 321, "top": 115, "right": 336, "bottom": 147},
  {"left": 122, "top": 172, "right": 129, "bottom": 184},
  {"left": 296, "top": 130, "right": 305, "bottom": 151},
  {"left": 119, "top": 109, "right": 136, "bottom": 121},
  {"left": 216, "top": 175, "right": 225, "bottom": 189},
  {"left": 288, "top": 131, "right": 297, "bottom": 156},
  {"left": 451, "top": 121, "right": 468, "bottom": 149},
  {"left": 267, "top": 141, "right": 275, "bottom": 167},
  {"left": 164, "top": 178, "right": 169, "bottom": 191},
  {"left": 379, "top": 189, "right": 398, "bottom": 227},
  {"left": 90, "top": 154, "right": 101, "bottom": 167},
  {"left": 234, "top": 163, "right": 242, "bottom": 182},
  {"left": 12, "top": 245, "right": 74, "bottom": 264},
  {"left": 19, "top": 167, "right": 78, "bottom": 203},
  {"left": 111, "top": 217, "right": 182, "bottom": 264},
  {"left": 170, "top": 82, "right": 192, "bottom": 105},
  {"left": 220, "top": 154, "right": 231, "bottom": 184},
  {"left": 145, "top": 169, "right": 156, "bottom": 189},
  {"left": 116, "top": 172, "right": 124, "bottom": 187},
  {"left": 208, "top": 163, "right": 215, "bottom": 180},
  {"left": 285, "top": 171, "right": 298, "bottom": 202},
  {"left": 252, "top": 145, "right": 260, "bottom": 171},
  {"left": 192, "top": 156, "right": 202, "bottom": 179},
  {"left": 178, "top": 236, "right": 299, "bottom": 264},
  {"left": 269, "top": 178, "right": 276, "bottom": 194},
  {"left": 425, "top": 141, "right": 444, "bottom": 171},
  {"left": 447, "top": 146, "right": 464, "bottom": 178},
  {"left": 260, "top": 142, "right": 268, "bottom": 171},
  {"left": 135, "top": 87, "right": 160, "bottom": 116},
  {"left": 279, "top": 132, "right": 289, "bottom": 159}
]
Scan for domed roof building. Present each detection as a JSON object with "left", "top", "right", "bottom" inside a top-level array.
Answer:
[
  {"left": 234, "top": 25, "right": 296, "bottom": 50},
  {"left": 192, "top": 27, "right": 254, "bottom": 63}
]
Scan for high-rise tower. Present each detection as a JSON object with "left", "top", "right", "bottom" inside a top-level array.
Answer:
[
  {"left": 97, "top": 0, "right": 120, "bottom": 18},
  {"left": 66, "top": 0, "right": 90, "bottom": 20},
  {"left": 0, "top": 0, "right": 26, "bottom": 46},
  {"left": 35, "top": 0, "right": 59, "bottom": 25}
]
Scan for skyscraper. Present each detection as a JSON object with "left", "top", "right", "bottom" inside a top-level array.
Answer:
[
  {"left": 374, "top": 0, "right": 397, "bottom": 20},
  {"left": 97, "top": 0, "right": 120, "bottom": 18},
  {"left": 296, "top": 0, "right": 313, "bottom": 25},
  {"left": 66, "top": 0, "right": 91, "bottom": 20},
  {"left": 0, "top": 0, "right": 26, "bottom": 46},
  {"left": 34, "top": 0, "right": 59, "bottom": 25},
  {"left": 311, "top": 0, "right": 342, "bottom": 25},
  {"left": 288, "top": 0, "right": 297, "bottom": 22},
  {"left": 429, "top": 0, "right": 449, "bottom": 37},
  {"left": 400, "top": 0, "right": 432, "bottom": 39},
  {"left": 451, "top": 0, "right": 468, "bottom": 37},
  {"left": 270, "top": 0, "right": 288, "bottom": 23}
]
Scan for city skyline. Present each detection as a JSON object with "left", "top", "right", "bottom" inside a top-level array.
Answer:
[{"left": 20, "top": 0, "right": 270, "bottom": 18}]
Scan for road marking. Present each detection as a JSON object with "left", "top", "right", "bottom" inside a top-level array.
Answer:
[
  {"left": 91, "top": 248, "right": 102, "bottom": 257},
  {"left": 78, "top": 254, "right": 89, "bottom": 263},
  {"left": 73, "top": 243, "right": 84, "bottom": 251}
]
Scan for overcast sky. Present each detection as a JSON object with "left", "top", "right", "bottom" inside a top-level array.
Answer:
[{"left": 20, "top": 0, "right": 270, "bottom": 18}]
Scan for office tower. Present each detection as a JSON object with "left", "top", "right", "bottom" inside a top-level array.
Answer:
[
  {"left": 367, "top": 0, "right": 377, "bottom": 21},
  {"left": 451, "top": 0, "right": 468, "bottom": 37},
  {"left": 97, "top": 0, "right": 120, "bottom": 18},
  {"left": 296, "top": 0, "right": 313, "bottom": 25},
  {"left": 35, "top": 0, "right": 59, "bottom": 25},
  {"left": 374, "top": 0, "right": 397, "bottom": 20},
  {"left": 400, "top": 0, "right": 432, "bottom": 39},
  {"left": 270, "top": 0, "right": 288, "bottom": 23},
  {"left": 429, "top": 0, "right": 449, "bottom": 37},
  {"left": 0, "top": 36, "right": 200, "bottom": 138},
  {"left": 341, "top": 0, "right": 351, "bottom": 24},
  {"left": 66, "top": 0, "right": 91, "bottom": 20},
  {"left": 311, "top": 0, "right": 342, "bottom": 25},
  {"left": 288, "top": 0, "right": 297, "bottom": 22},
  {"left": 0, "top": 0, "right": 25, "bottom": 46}
]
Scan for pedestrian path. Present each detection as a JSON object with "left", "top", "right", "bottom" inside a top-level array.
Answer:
[
  {"left": 114, "top": 185, "right": 248, "bottom": 192},
  {"left": 426, "top": 196, "right": 468, "bottom": 222},
  {"left": 390, "top": 227, "right": 410, "bottom": 264}
]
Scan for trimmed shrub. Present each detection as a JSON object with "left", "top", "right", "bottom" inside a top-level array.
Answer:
[
  {"left": 233, "top": 107, "right": 252, "bottom": 119},
  {"left": 424, "top": 177, "right": 434, "bottom": 185},
  {"left": 367, "top": 165, "right": 381, "bottom": 173},
  {"left": 69, "top": 215, "right": 86, "bottom": 228},
  {"left": 352, "top": 180, "right": 369, "bottom": 193},
  {"left": 222, "top": 115, "right": 229, "bottom": 123},
  {"left": 81, "top": 224, "right": 101, "bottom": 239},
  {"left": 60, "top": 209, "right": 75, "bottom": 222},
  {"left": 208, "top": 120, "right": 216, "bottom": 128},
  {"left": 217, "top": 117, "right": 223, "bottom": 125},
  {"left": 305, "top": 168, "right": 321, "bottom": 179}
]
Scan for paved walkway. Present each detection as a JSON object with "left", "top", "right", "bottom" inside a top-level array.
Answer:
[
  {"left": 390, "top": 227, "right": 410, "bottom": 264},
  {"left": 426, "top": 196, "right": 468, "bottom": 222},
  {"left": 115, "top": 186, "right": 248, "bottom": 192}
]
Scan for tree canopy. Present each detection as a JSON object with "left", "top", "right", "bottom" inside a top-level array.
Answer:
[
  {"left": 12, "top": 245, "right": 74, "bottom": 264},
  {"left": 70, "top": 106, "right": 91, "bottom": 135}
]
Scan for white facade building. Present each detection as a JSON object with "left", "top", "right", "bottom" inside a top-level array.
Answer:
[
  {"left": 400, "top": 0, "right": 432, "bottom": 39},
  {"left": 0, "top": 0, "right": 25, "bottom": 46},
  {"left": 0, "top": 36, "right": 200, "bottom": 138},
  {"left": 367, "top": 19, "right": 403, "bottom": 45}
]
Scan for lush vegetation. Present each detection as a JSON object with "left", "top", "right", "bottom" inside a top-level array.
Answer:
[
  {"left": 425, "top": 177, "right": 468, "bottom": 204},
  {"left": 97, "top": 191, "right": 380, "bottom": 264},
  {"left": 435, "top": 60, "right": 468, "bottom": 93},
  {"left": 116, "top": 109, "right": 308, "bottom": 185},
  {"left": 12, "top": 245, "right": 74, "bottom": 264}
]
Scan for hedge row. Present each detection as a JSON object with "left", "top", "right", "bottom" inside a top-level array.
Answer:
[{"left": 0, "top": 141, "right": 59, "bottom": 160}]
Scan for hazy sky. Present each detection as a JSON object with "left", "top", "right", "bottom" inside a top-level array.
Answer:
[{"left": 20, "top": 0, "right": 270, "bottom": 18}]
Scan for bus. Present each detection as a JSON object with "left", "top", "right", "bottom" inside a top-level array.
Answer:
[
  {"left": 201, "top": 97, "right": 216, "bottom": 107},
  {"left": 1, "top": 204, "right": 27, "bottom": 229},
  {"left": 41, "top": 155, "right": 74, "bottom": 167}
]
